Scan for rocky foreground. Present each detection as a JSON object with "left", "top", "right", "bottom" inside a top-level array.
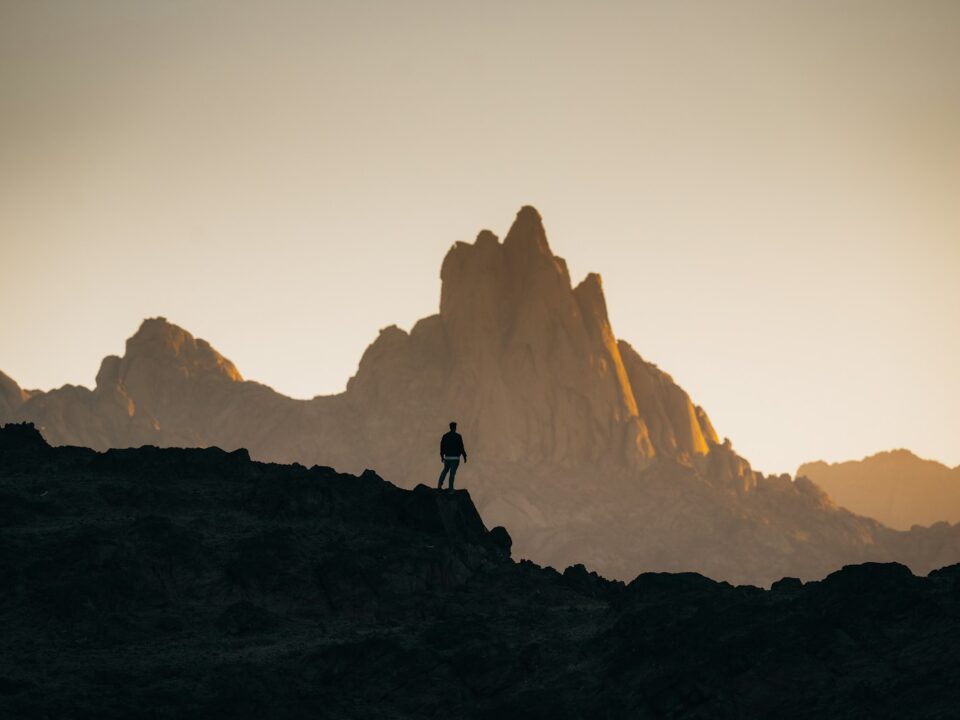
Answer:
[{"left": 1, "top": 423, "right": 959, "bottom": 719}]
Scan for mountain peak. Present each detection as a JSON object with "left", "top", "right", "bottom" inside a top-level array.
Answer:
[
  {"left": 474, "top": 229, "right": 500, "bottom": 248},
  {"left": 123, "top": 317, "right": 243, "bottom": 383},
  {"left": 0, "top": 370, "right": 30, "bottom": 421},
  {"left": 439, "top": 206, "right": 571, "bottom": 325},
  {"left": 503, "top": 205, "right": 551, "bottom": 257},
  {"left": 797, "top": 448, "right": 960, "bottom": 530}
]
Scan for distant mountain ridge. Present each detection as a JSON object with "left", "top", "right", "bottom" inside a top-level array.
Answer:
[
  {"left": 3, "top": 206, "right": 960, "bottom": 585},
  {"left": 798, "top": 450, "right": 960, "bottom": 530}
]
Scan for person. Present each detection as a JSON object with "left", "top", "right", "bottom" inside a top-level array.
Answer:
[{"left": 438, "top": 421, "right": 468, "bottom": 491}]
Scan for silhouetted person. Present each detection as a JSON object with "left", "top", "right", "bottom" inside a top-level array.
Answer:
[{"left": 438, "top": 421, "right": 467, "bottom": 491}]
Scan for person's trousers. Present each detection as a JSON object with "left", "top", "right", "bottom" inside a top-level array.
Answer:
[{"left": 438, "top": 459, "right": 460, "bottom": 489}]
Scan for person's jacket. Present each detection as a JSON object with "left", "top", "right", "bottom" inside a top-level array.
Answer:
[{"left": 440, "top": 431, "right": 467, "bottom": 460}]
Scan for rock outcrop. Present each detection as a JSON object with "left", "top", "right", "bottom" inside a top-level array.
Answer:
[
  {"left": 0, "top": 371, "right": 29, "bottom": 420},
  {"left": 799, "top": 450, "right": 960, "bottom": 530},
  {"left": 2, "top": 424, "right": 959, "bottom": 719},
  {"left": 3, "top": 207, "right": 960, "bottom": 585}
]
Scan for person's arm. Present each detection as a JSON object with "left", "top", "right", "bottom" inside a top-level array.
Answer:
[
  {"left": 461, "top": 437, "right": 468, "bottom": 462},
  {"left": 440, "top": 437, "right": 444, "bottom": 460}
]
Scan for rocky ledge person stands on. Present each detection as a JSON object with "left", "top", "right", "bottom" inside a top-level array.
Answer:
[{"left": 438, "top": 421, "right": 468, "bottom": 491}]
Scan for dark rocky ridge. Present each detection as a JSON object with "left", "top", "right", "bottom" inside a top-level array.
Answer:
[
  {"left": 1, "top": 423, "right": 959, "bottom": 719},
  {"left": 4, "top": 206, "right": 960, "bottom": 585}
]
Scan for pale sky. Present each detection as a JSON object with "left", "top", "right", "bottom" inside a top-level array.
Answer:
[{"left": 1, "top": 0, "right": 958, "bottom": 475}]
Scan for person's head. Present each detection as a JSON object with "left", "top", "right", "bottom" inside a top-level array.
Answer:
[{"left": 449, "top": 421, "right": 457, "bottom": 431}]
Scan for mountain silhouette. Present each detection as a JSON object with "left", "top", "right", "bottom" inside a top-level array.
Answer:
[
  {"left": 3, "top": 206, "right": 960, "bottom": 585},
  {"left": 2, "top": 423, "right": 960, "bottom": 719},
  {"left": 799, "top": 450, "right": 960, "bottom": 530}
]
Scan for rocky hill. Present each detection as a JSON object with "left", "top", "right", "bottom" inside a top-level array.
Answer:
[
  {"left": 2, "top": 423, "right": 959, "bottom": 719},
  {"left": 799, "top": 450, "right": 960, "bottom": 530},
  {"left": 3, "top": 206, "right": 960, "bottom": 585}
]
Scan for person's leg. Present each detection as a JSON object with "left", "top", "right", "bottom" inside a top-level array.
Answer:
[
  {"left": 448, "top": 460, "right": 459, "bottom": 490},
  {"left": 437, "top": 461, "right": 450, "bottom": 489}
]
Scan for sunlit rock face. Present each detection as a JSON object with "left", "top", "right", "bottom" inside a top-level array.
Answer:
[
  {"left": 120, "top": 316, "right": 244, "bottom": 385},
  {"left": 799, "top": 450, "right": 960, "bottom": 530},
  {"left": 425, "top": 206, "right": 650, "bottom": 467},
  {"left": 4, "top": 206, "right": 960, "bottom": 585}
]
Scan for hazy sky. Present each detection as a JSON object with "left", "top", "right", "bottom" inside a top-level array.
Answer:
[{"left": 2, "top": 0, "right": 958, "bottom": 475}]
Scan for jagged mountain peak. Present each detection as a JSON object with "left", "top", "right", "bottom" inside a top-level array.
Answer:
[
  {"left": 440, "top": 208, "right": 573, "bottom": 346},
  {"left": 503, "top": 204, "right": 551, "bottom": 255},
  {"left": 421, "top": 208, "right": 730, "bottom": 470},
  {"left": 121, "top": 317, "right": 243, "bottom": 383},
  {"left": 440, "top": 207, "right": 569, "bottom": 311},
  {"left": 474, "top": 229, "right": 499, "bottom": 248},
  {"left": 572, "top": 273, "right": 609, "bottom": 328}
]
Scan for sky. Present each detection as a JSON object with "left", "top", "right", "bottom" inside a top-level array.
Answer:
[{"left": 1, "top": 0, "right": 958, "bottom": 475}]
